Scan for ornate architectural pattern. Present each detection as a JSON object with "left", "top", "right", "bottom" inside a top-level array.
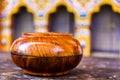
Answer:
[
  {"left": 1, "top": 0, "right": 120, "bottom": 56},
  {"left": 113, "top": 0, "right": 120, "bottom": 6},
  {"left": 1, "top": 0, "right": 19, "bottom": 18},
  {"left": 77, "top": 0, "right": 90, "bottom": 6},
  {"left": 23, "top": 0, "right": 59, "bottom": 18},
  {"left": 66, "top": 0, "right": 102, "bottom": 18},
  {"left": 0, "top": 0, "right": 8, "bottom": 10}
]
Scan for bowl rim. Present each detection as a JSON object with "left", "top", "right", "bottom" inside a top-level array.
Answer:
[{"left": 22, "top": 32, "right": 72, "bottom": 37}]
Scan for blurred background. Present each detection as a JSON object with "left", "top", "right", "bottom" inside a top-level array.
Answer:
[{"left": 0, "top": 0, "right": 120, "bottom": 58}]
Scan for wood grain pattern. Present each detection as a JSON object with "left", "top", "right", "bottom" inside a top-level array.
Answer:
[
  {"left": 10, "top": 32, "right": 83, "bottom": 76},
  {"left": 11, "top": 53, "right": 82, "bottom": 76},
  {"left": 11, "top": 32, "right": 82, "bottom": 57}
]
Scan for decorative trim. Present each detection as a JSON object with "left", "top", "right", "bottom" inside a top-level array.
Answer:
[
  {"left": 1, "top": 21, "right": 11, "bottom": 27},
  {"left": 1, "top": 0, "right": 20, "bottom": 19},
  {"left": 1, "top": 28, "right": 11, "bottom": 35},
  {"left": 34, "top": 20, "right": 47, "bottom": 27},
  {"left": 113, "top": 0, "right": 120, "bottom": 6},
  {"left": 76, "top": 20, "right": 90, "bottom": 27}
]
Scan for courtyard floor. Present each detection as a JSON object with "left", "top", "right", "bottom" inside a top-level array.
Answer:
[{"left": 0, "top": 52, "right": 120, "bottom": 80}]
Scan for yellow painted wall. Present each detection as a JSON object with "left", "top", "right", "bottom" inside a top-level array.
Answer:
[{"left": 0, "top": 0, "right": 120, "bottom": 57}]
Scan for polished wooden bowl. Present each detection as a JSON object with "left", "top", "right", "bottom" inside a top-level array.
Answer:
[{"left": 10, "top": 32, "right": 83, "bottom": 76}]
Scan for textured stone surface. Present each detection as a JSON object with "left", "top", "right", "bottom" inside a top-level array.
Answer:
[{"left": 0, "top": 52, "right": 120, "bottom": 80}]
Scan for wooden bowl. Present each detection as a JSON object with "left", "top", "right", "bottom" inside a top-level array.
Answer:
[{"left": 10, "top": 32, "right": 83, "bottom": 76}]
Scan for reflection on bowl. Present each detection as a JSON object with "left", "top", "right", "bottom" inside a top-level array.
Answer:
[{"left": 10, "top": 32, "right": 83, "bottom": 76}]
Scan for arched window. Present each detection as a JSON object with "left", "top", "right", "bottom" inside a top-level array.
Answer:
[
  {"left": 12, "top": 6, "right": 34, "bottom": 41},
  {"left": 48, "top": 6, "right": 75, "bottom": 35},
  {"left": 91, "top": 5, "right": 120, "bottom": 57}
]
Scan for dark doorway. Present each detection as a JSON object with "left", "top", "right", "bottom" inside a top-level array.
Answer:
[
  {"left": 91, "top": 5, "right": 120, "bottom": 57},
  {"left": 12, "top": 6, "right": 34, "bottom": 41},
  {"left": 48, "top": 6, "right": 75, "bottom": 35}
]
